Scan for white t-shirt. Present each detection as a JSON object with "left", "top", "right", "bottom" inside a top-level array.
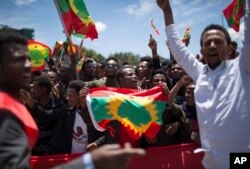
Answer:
[{"left": 71, "top": 110, "right": 88, "bottom": 154}]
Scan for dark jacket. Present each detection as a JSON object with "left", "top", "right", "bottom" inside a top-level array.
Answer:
[
  {"left": 48, "top": 106, "right": 104, "bottom": 154},
  {"left": 0, "top": 112, "right": 30, "bottom": 169},
  {"left": 29, "top": 97, "right": 67, "bottom": 155}
]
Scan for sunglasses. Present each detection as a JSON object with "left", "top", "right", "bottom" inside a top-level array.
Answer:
[{"left": 105, "top": 63, "right": 119, "bottom": 68}]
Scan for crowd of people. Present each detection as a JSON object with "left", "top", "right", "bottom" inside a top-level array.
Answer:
[{"left": 0, "top": 0, "right": 249, "bottom": 169}]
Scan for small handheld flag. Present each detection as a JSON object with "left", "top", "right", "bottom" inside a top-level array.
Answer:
[
  {"left": 223, "top": 0, "right": 245, "bottom": 32},
  {"left": 151, "top": 18, "right": 160, "bottom": 35}
]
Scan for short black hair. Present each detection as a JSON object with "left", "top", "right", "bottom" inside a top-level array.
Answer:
[
  {"left": 200, "top": 24, "right": 231, "bottom": 47},
  {"left": 139, "top": 56, "right": 153, "bottom": 69},
  {"left": 0, "top": 30, "right": 28, "bottom": 63},
  {"left": 81, "top": 58, "right": 95, "bottom": 71},
  {"left": 151, "top": 69, "right": 172, "bottom": 88},
  {"left": 161, "top": 59, "right": 171, "bottom": 67},
  {"left": 33, "top": 75, "right": 52, "bottom": 93},
  {"left": 68, "top": 80, "right": 85, "bottom": 93},
  {"left": 105, "top": 57, "right": 119, "bottom": 65},
  {"left": 116, "top": 65, "right": 134, "bottom": 85}
]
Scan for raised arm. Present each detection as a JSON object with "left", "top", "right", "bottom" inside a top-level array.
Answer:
[
  {"left": 156, "top": 0, "right": 174, "bottom": 26},
  {"left": 148, "top": 35, "right": 161, "bottom": 69},
  {"left": 240, "top": 0, "right": 250, "bottom": 74},
  {"left": 168, "top": 75, "right": 191, "bottom": 106},
  {"left": 157, "top": 0, "right": 204, "bottom": 82}
]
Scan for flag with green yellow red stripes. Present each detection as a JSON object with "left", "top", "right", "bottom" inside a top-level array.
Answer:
[
  {"left": 54, "top": 0, "right": 98, "bottom": 40},
  {"left": 86, "top": 85, "right": 168, "bottom": 141}
]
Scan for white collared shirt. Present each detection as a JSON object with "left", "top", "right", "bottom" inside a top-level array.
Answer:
[{"left": 165, "top": 7, "right": 250, "bottom": 169}]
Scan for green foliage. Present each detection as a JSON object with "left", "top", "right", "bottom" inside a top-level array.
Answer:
[
  {"left": 108, "top": 52, "right": 140, "bottom": 65},
  {"left": 83, "top": 47, "right": 105, "bottom": 62}
]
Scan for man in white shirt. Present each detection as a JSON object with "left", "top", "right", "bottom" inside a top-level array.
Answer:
[{"left": 157, "top": 0, "right": 250, "bottom": 168}]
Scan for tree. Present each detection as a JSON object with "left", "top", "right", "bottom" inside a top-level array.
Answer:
[
  {"left": 83, "top": 47, "right": 105, "bottom": 62},
  {"left": 108, "top": 52, "right": 140, "bottom": 65}
]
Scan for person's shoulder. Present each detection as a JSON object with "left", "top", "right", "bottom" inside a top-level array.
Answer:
[{"left": 0, "top": 110, "right": 24, "bottom": 131}]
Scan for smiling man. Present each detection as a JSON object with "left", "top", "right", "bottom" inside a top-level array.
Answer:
[{"left": 157, "top": 0, "right": 250, "bottom": 169}]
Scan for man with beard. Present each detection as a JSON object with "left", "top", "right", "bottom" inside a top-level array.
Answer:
[
  {"left": 157, "top": 0, "right": 250, "bottom": 168},
  {"left": 86, "top": 57, "right": 120, "bottom": 88}
]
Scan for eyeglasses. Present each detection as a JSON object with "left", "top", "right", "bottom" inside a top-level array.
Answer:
[{"left": 105, "top": 63, "right": 119, "bottom": 68}]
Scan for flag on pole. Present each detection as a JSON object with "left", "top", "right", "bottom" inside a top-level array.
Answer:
[
  {"left": 28, "top": 40, "right": 51, "bottom": 71},
  {"left": 54, "top": 0, "right": 98, "bottom": 40},
  {"left": 223, "top": 0, "right": 245, "bottom": 32},
  {"left": 51, "top": 41, "right": 64, "bottom": 57},
  {"left": 86, "top": 86, "right": 168, "bottom": 140}
]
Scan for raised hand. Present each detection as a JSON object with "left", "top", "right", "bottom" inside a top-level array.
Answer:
[
  {"left": 162, "top": 83, "right": 170, "bottom": 95},
  {"left": 179, "top": 75, "right": 191, "bottom": 87},
  {"left": 156, "top": 0, "right": 174, "bottom": 25},
  {"left": 148, "top": 34, "right": 157, "bottom": 56},
  {"left": 19, "top": 89, "right": 34, "bottom": 108},
  {"left": 156, "top": 0, "right": 170, "bottom": 11}
]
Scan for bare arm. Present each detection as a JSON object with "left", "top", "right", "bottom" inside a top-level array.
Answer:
[
  {"left": 157, "top": 0, "right": 204, "bottom": 82},
  {"left": 148, "top": 35, "right": 161, "bottom": 69},
  {"left": 157, "top": 0, "right": 174, "bottom": 26},
  {"left": 168, "top": 75, "right": 191, "bottom": 106}
]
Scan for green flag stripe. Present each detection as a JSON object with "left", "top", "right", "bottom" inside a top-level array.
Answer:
[
  {"left": 56, "top": 0, "right": 70, "bottom": 13},
  {"left": 70, "top": 0, "right": 90, "bottom": 20},
  {"left": 90, "top": 98, "right": 112, "bottom": 122},
  {"left": 90, "top": 97, "right": 166, "bottom": 125}
]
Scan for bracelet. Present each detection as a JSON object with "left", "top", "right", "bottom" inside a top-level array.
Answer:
[{"left": 82, "top": 153, "right": 95, "bottom": 169}]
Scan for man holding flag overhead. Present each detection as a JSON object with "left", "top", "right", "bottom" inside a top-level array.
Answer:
[
  {"left": 84, "top": 65, "right": 172, "bottom": 148},
  {"left": 157, "top": 0, "right": 249, "bottom": 169}
]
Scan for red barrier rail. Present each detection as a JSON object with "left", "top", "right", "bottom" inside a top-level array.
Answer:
[{"left": 30, "top": 143, "right": 204, "bottom": 169}]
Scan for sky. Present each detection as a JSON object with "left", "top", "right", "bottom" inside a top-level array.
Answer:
[{"left": 0, "top": 0, "right": 245, "bottom": 59}]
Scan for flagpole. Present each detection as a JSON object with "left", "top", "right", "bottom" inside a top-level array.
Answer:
[
  {"left": 54, "top": 0, "right": 69, "bottom": 38},
  {"left": 221, "top": 13, "right": 225, "bottom": 27},
  {"left": 78, "top": 37, "right": 84, "bottom": 59}
]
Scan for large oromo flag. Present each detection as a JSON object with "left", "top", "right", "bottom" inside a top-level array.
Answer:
[
  {"left": 86, "top": 86, "right": 168, "bottom": 140},
  {"left": 223, "top": 0, "right": 245, "bottom": 32},
  {"left": 54, "top": 0, "right": 98, "bottom": 40}
]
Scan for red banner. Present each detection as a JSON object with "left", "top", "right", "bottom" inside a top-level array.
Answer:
[{"left": 30, "top": 143, "right": 204, "bottom": 169}]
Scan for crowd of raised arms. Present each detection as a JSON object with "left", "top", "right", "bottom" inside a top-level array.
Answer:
[{"left": 0, "top": 0, "right": 249, "bottom": 169}]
